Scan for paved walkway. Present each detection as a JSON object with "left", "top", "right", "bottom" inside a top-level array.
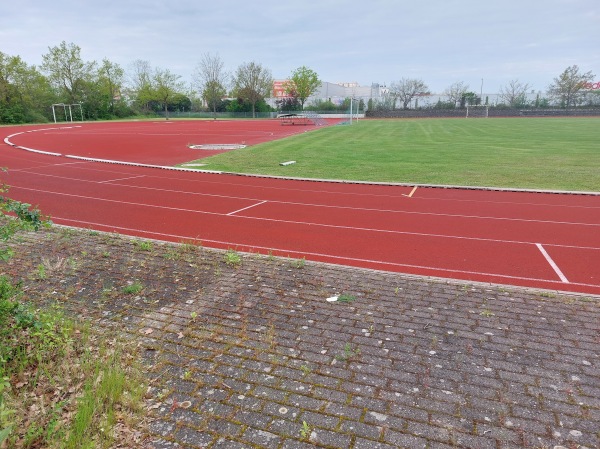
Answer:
[{"left": 6, "top": 228, "right": 600, "bottom": 448}]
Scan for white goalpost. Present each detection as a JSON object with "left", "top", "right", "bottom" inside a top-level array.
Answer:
[
  {"left": 466, "top": 105, "right": 489, "bottom": 118},
  {"left": 52, "top": 103, "right": 84, "bottom": 123}
]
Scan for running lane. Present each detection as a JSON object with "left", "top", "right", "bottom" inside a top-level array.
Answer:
[{"left": 2, "top": 123, "right": 599, "bottom": 296}]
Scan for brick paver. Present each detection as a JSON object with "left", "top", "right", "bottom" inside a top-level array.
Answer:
[{"left": 4, "top": 227, "right": 600, "bottom": 448}]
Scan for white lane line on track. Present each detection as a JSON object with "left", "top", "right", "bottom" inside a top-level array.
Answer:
[
  {"left": 51, "top": 216, "right": 600, "bottom": 290},
  {"left": 13, "top": 161, "right": 600, "bottom": 210},
  {"left": 99, "top": 175, "right": 146, "bottom": 184},
  {"left": 535, "top": 243, "right": 569, "bottom": 283},
  {"left": 10, "top": 185, "right": 600, "bottom": 251},
  {"left": 227, "top": 201, "right": 267, "bottom": 216},
  {"left": 13, "top": 170, "right": 600, "bottom": 227}
]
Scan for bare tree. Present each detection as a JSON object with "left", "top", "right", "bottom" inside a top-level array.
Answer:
[
  {"left": 547, "top": 65, "right": 595, "bottom": 109},
  {"left": 232, "top": 61, "right": 273, "bottom": 118},
  {"left": 128, "top": 59, "right": 153, "bottom": 110},
  {"left": 390, "top": 78, "right": 429, "bottom": 109},
  {"left": 444, "top": 81, "right": 469, "bottom": 108},
  {"left": 194, "top": 53, "right": 228, "bottom": 118},
  {"left": 499, "top": 79, "right": 531, "bottom": 107}
]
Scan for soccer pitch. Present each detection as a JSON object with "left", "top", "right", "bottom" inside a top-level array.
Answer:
[{"left": 193, "top": 118, "right": 600, "bottom": 192}]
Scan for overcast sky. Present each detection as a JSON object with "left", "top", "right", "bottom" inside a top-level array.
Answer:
[{"left": 1, "top": 0, "right": 598, "bottom": 93}]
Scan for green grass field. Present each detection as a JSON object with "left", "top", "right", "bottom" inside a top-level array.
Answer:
[{"left": 188, "top": 118, "right": 600, "bottom": 192}]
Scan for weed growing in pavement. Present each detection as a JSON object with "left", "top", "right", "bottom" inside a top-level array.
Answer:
[
  {"left": 290, "top": 257, "right": 306, "bottom": 269},
  {"left": 300, "top": 365, "right": 311, "bottom": 376},
  {"left": 336, "top": 293, "right": 356, "bottom": 303},
  {"left": 224, "top": 249, "right": 242, "bottom": 267},
  {"left": 179, "top": 238, "right": 203, "bottom": 251},
  {"left": 251, "top": 323, "right": 277, "bottom": 356},
  {"left": 122, "top": 281, "right": 143, "bottom": 295},
  {"left": 59, "top": 227, "right": 77, "bottom": 239},
  {"left": 479, "top": 309, "right": 495, "bottom": 317},
  {"left": 335, "top": 343, "right": 360, "bottom": 362},
  {"left": 135, "top": 240, "right": 153, "bottom": 252},
  {"left": 300, "top": 421, "right": 312, "bottom": 440},
  {"left": 42, "top": 256, "right": 67, "bottom": 272},
  {"left": 36, "top": 263, "right": 47, "bottom": 280}
]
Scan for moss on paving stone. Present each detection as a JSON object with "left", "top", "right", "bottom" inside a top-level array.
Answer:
[{"left": 3, "top": 226, "right": 600, "bottom": 449}]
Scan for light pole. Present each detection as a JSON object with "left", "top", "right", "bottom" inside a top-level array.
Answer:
[{"left": 480, "top": 78, "right": 483, "bottom": 104}]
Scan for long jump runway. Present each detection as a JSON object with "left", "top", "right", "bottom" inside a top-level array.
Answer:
[{"left": 2, "top": 122, "right": 599, "bottom": 296}]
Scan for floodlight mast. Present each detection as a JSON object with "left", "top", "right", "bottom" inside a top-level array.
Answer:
[{"left": 350, "top": 97, "right": 360, "bottom": 125}]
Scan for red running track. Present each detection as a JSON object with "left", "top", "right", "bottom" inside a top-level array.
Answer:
[{"left": 2, "top": 121, "right": 600, "bottom": 296}]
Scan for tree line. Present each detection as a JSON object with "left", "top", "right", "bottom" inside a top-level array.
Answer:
[
  {"left": 376, "top": 66, "right": 597, "bottom": 112},
  {"left": 0, "top": 40, "right": 597, "bottom": 124},
  {"left": 0, "top": 42, "right": 285, "bottom": 124}
]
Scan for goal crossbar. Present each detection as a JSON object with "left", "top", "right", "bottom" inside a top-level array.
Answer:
[
  {"left": 466, "top": 105, "right": 489, "bottom": 118},
  {"left": 52, "top": 103, "right": 83, "bottom": 123}
]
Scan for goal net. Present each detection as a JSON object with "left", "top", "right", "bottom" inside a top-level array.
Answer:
[
  {"left": 466, "top": 105, "right": 489, "bottom": 118},
  {"left": 52, "top": 103, "right": 84, "bottom": 123}
]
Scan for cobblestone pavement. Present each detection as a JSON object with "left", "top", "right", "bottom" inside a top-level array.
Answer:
[{"left": 5, "top": 227, "right": 600, "bottom": 449}]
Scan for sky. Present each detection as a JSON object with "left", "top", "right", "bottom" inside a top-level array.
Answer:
[{"left": 1, "top": 0, "right": 598, "bottom": 94}]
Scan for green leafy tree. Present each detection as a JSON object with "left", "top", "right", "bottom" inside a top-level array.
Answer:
[
  {"left": 1, "top": 181, "right": 49, "bottom": 260},
  {"left": 41, "top": 41, "right": 96, "bottom": 105},
  {"left": 152, "top": 68, "right": 185, "bottom": 119},
  {"left": 547, "top": 65, "right": 595, "bottom": 108},
  {"left": 232, "top": 61, "right": 273, "bottom": 118},
  {"left": 276, "top": 96, "right": 302, "bottom": 112},
  {"left": 0, "top": 52, "right": 54, "bottom": 124},
  {"left": 462, "top": 92, "right": 480, "bottom": 107},
  {"left": 390, "top": 78, "right": 429, "bottom": 109},
  {"left": 226, "top": 98, "right": 271, "bottom": 114},
  {"left": 97, "top": 58, "right": 125, "bottom": 115},
  {"left": 168, "top": 93, "right": 192, "bottom": 112},
  {"left": 283, "top": 66, "right": 321, "bottom": 110}
]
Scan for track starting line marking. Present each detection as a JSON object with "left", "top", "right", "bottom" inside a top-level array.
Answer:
[
  {"left": 403, "top": 186, "right": 418, "bottom": 198},
  {"left": 536, "top": 243, "right": 569, "bottom": 283},
  {"left": 227, "top": 201, "right": 267, "bottom": 216}
]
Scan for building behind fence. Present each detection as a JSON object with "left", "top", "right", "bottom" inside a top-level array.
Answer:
[{"left": 269, "top": 80, "right": 600, "bottom": 112}]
